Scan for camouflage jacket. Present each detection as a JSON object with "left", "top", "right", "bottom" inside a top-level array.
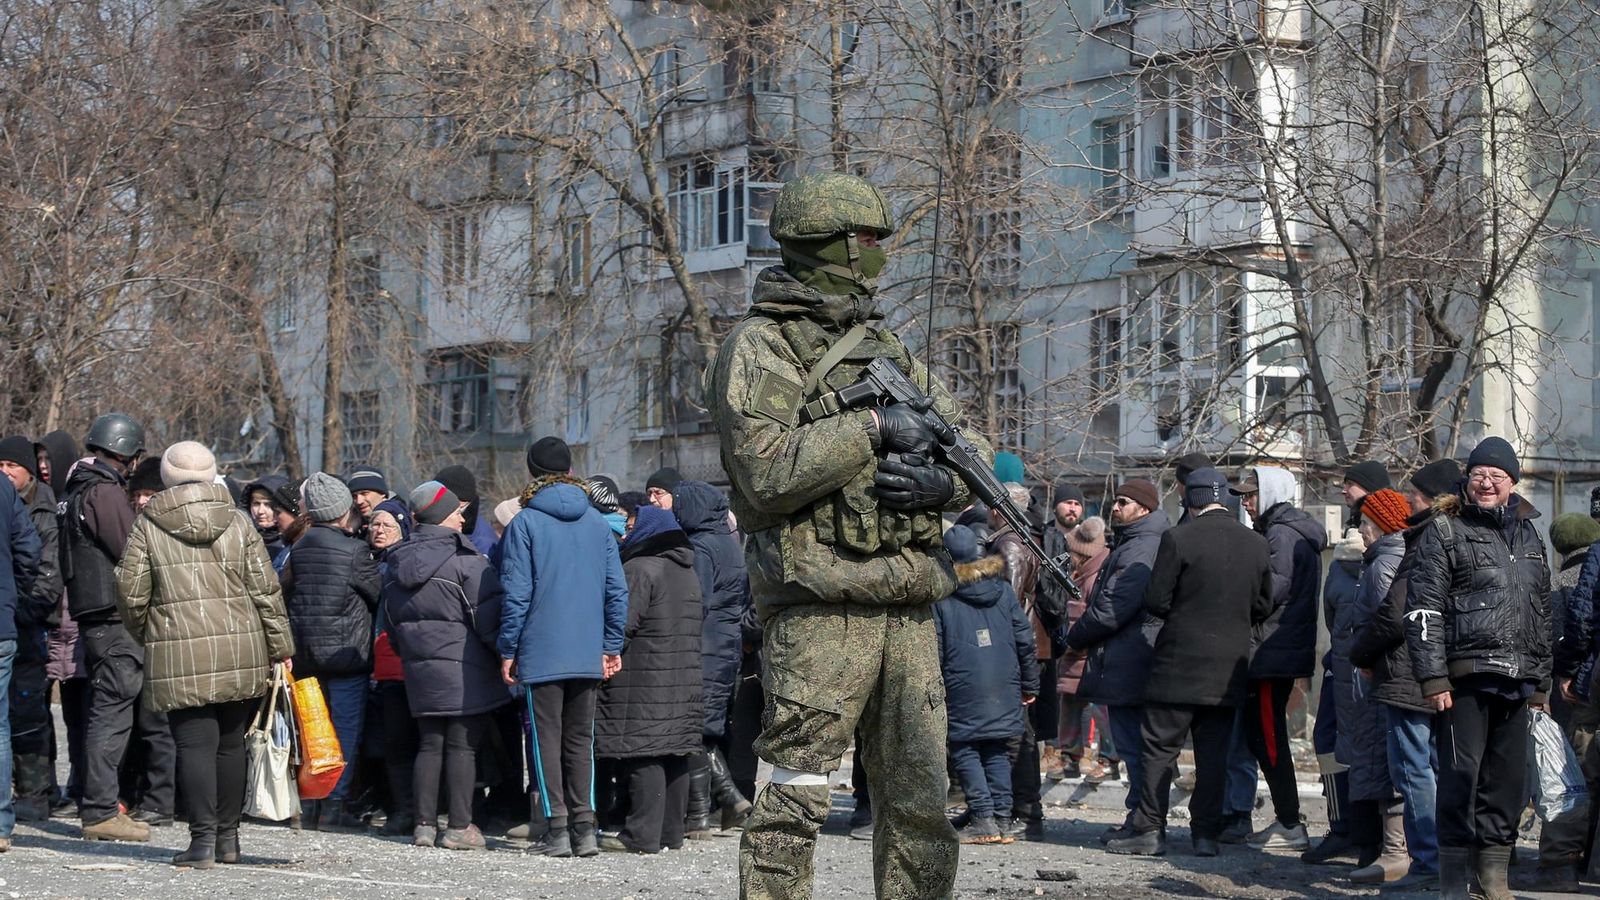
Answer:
[{"left": 705, "top": 266, "right": 988, "bottom": 617}]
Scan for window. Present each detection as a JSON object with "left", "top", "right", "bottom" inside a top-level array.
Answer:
[
  {"left": 666, "top": 160, "right": 746, "bottom": 252},
  {"left": 1091, "top": 117, "right": 1135, "bottom": 207},
  {"left": 1143, "top": 71, "right": 1195, "bottom": 178},
  {"left": 975, "top": 137, "right": 1022, "bottom": 284},
  {"left": 425, "top": 352, "right": 527, "bottom": 435},
  {"left": 1102, "top": 0, "right": 1128, "bottom": 20},
  {"left": 836, "top": 21, "right": 860, "bottom": 75},
  {"left": 1385, "top": 61, "right": 1429, "bottom": 162},
  {"left": 636, "top": 358, "right": 665, "bottom": 430},
  {"left": 651, "top": 44, "right": 684, "bottom": 101},
  {"left": 271, "top": 286, "right": 297, "bottom": 332},
  {"left": 1126, "top": 268, "right": 1244, "bottom": 377},
  {"left": 937, "top": 322, "right": 1026, "bottom": 450},
  {"left": 953, "top": 0, "right": 1024, "bottom": 101},
  {"left": 565, "top": 368, "right": 590, "bottom": 445},
  {"left": 440, "top": 211, "right": 480, "bottom": 292},
  {"left": 1090, "top": 310, "right": 1122, "bottom": 391},
  {"left": 561, "top": 218, "right": 591, "bottom": 289},
  {"left": 636, "top": 316, "right": 736, "bottom": 434},
  {"left": 746, "top": 151, "right": 790, "bottom": 253},
  {"left": 339, "top": 391, "right": 379, "bottom": 473}
]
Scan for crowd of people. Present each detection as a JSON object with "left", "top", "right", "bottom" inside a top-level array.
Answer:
[{"left": 0, "top": 411, "right": 1596, "bottom": 900}]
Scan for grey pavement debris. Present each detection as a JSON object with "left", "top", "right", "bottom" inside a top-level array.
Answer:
[{"left": 1, "top": 774, "right": 1579, "bottom": 900}]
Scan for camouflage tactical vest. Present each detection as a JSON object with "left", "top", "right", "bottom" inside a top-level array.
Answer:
[{"left": 743, "top": 313, "right": 946, "bottom": 557}]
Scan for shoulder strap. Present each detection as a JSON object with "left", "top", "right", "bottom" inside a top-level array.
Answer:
[{"left": 802, "top": 322, "right": 869, "bottom": 398}]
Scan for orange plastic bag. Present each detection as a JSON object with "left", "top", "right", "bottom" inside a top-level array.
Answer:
[{"left": 288, "top": 674, "right": 346, "bottom": 801}]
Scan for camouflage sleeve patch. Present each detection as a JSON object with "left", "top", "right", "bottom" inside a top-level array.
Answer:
[{"left": 750, "top": 370, "right": 803, "bottom": 427}]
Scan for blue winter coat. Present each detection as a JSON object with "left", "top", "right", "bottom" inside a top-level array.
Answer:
[
  {"left": 496, "top": 478, "right": 629, "bottom": 684},
  {"left": 934, "top": 554, "right": 1040, "bottom": 742},
  {"left": 1557, "top": 540, "right": 1600, "bottom": 697},
  {"left": 0, "top": 476, "right": 41, "bottom": 641},
  {"left": 1334, "top": 531, "right": 1403, "bottom": 802},
  {"left": 1065, "top": 509, "right": 1170, "bottom": 707},
  {"left": 671, "top": 481, "right": 750, "bottom": 739}
]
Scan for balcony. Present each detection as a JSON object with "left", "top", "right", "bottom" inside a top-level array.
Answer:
[
  {"left": 661, "top": 90, "right": 795, "bottom": 159},
  {"left": 1129, "top": 0, "right": 1309, "bottom": 58},
  {"left": 1131, "top": 170, "right": 1303, "bottom": 253}
]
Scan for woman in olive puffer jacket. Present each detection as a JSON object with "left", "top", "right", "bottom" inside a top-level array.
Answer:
[{"left": 115, "top": 442, "right": 295, "bottom": 870}]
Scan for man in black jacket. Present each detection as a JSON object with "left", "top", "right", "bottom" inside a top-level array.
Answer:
[
  {"left": 282, "top": 472, "right": 382, "bottom": 831},
  {"left": 1406, "top": 437, "right": 1550, "bottom": 900},
  {"left": 1106, "top": 469, "right": 1272, "bottom": 857},
  {"left": 63, "top": 413, "right": 174, "bottom": 843},
  {"left": 1064, "top": 479, "right": 1170, "bottom": 828},
  {"left": 0, "top": 436, "right": 61, "bottom": 823},
  {"left": 1348, "top": 458, "right": 1458, "bottom": 892},
  {"left": 1226, "top": 465, "right": 1327, "bottom": 850}
]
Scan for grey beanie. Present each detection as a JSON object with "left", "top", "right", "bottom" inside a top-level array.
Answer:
[
  {"left": 160, "top": 441, "right": 217, "bottom": 487},
  {"left": 301, "top": 472, "right": 353, "bottom": 523}
]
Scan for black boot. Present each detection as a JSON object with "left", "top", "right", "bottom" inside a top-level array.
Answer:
[
  {"left": 1438, "top": 847, "right": 1471, "bottom": 900},
  {"left": 685, "top": 753, "right": 714, "bottom": 840},
  {"left": 572, "top": 820, "right": 599, "bottom": 858},
  {"left": 172, "top": 833, "right": 216, "bottom": 869},
  {"left": 12, "top": 754, "right": 53, "bottom": 822},
  {"left": 216, "top": 828, "right": 240, "bottom": 864},
  {"left": 316, "top": 799, "right": 364, "bottom": 832},
  {"left": 707, "top": 745, "right": 752, "bottom": 819},
  {"left": 543, "top": 821, "right": 574, "bottom": 858}
]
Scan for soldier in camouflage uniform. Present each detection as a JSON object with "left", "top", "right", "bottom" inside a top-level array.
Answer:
[{"left": 705, "top": 173, "right": 988, "bottom": 900}]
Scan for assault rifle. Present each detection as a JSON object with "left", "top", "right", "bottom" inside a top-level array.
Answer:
[{"left": 828, "top": 357, "right": 1081, "bottom": 602}]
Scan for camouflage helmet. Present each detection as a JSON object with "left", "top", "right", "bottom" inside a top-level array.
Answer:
[{"left": 769, "top": 172, "right": 896, "bottom": 244}]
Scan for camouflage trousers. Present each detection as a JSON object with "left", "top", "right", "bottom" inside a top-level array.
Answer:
[{"left": 739, "top": 603, "right": 957, "bottom": 900}]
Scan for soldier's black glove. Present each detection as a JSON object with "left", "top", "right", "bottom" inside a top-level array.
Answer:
[
  {"left": 872, "top": 403, "right": 936, "bottom": 455},
  {"left": 873, "top": 455, "right": 955, "bottom": 510}
]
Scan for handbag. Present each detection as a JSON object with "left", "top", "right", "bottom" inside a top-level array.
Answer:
[
  {"left": 290, "top": 672, "right": 347, "bottom": 801},
  {"left": 244, "top": 663, "right": 299, "bottom": 821}
]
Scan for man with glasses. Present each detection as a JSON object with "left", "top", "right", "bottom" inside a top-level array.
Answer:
[
  {"left": 1406, "top": 436, "right": 1550, "bottom": 900},
  {"left": 1065, "top": 479, "right": 1170, "bottom": 837}
]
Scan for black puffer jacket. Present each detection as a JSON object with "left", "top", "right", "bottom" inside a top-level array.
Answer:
[
  {"left": 382, "top": 525, "right": 508, "bottom": 717},
  {"left": 1349, "top": 508, "right": 1434, "bottom": 713},
  {"left": 672, "top": 481, "right": 750, "bottom": 739},
  {"left": 595, "top": 509, "right": 703, "bottom": 759},
  {"left": 1405, "top": 490, "right": 1552, "bottom": 699},
  {"left": 1250, "top": 484, "right": 1328, "bottom": 678},
  {"left": 282, "top": 523, "right": 381, "bottom": 678},
  {"left": 1065, "top": 510, "right": 1171, "bottom": 706}
]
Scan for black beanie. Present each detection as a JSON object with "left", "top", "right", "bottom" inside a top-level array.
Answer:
[
  {"left": 526, "top": 436, "right": 571, "bottom": 476},
  {"left": 1174, "top": 451, "right": 1214, "bottom": 486},
  {"left": 1410, "top": 459, "right": 1462, "bottom": 499},
  {"left": 1466, "top": 436, "right": 1520, "bottom": 483},
  {"left": 647, "top": 466, "right": 682, "bottom": 494},
  {"left": 0, "top": 436, "right": 38, "bottom": 480},
  {"left": 1343, "top": 460, "right": 1392, "bottom": 494},
  {"left": 1052, "top": 482, "right": 1086, "bottom": 505},
  {"left": 128, "top": 457, "right": 164, "bottom": 494},
  {"left": 434, "top": 464, "right": 481, "bottom": 526}
]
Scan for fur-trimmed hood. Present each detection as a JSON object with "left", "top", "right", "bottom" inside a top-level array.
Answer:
[
  {"left": 949, "top": 555, "right": 1010, "bottom": 609},
  {"left": 955, "top": 554, "right": 1006, "bottom": 586},
  {"left": 519, "top": 473, "right": 589, "bottom": 506}
]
